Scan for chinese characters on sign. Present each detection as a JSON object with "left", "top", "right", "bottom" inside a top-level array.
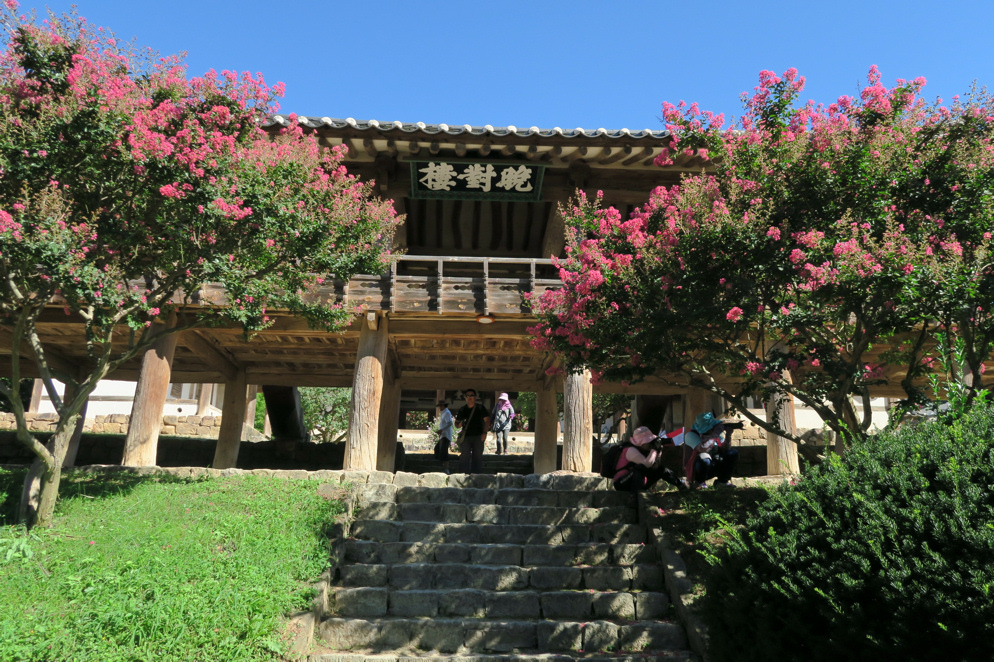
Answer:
[{"left": 411, "top": 161, "right": 544, "bottom": 200}]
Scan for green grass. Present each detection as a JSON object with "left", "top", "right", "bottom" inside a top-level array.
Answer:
[{"left": 0, "top": 468, "right": 346, "bottom": 662}]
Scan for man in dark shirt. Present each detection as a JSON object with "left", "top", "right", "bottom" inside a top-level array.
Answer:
[{"left": 455, "top": 388, "right": 490, "bottom": 474}]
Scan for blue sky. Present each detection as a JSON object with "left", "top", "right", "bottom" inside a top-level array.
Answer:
[{"left": 17, "top": 0, "right": 994, "bottom": 131}]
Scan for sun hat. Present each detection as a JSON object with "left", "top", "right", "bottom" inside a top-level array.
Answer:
[
  {"left": 692, "top": 412, "right": 721, "bottom": 435},
  {"left": 631, "top": 426, "right": 657, "bottom": 447},
  {"left": 497, "top": 393, "right": 509, "bottom": 401}
]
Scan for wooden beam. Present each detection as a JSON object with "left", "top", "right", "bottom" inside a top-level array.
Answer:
[
  {"left": 345, "top": 313, "right": 389, "bottom": 470},
  {"left": 362, "top": 138, "right": 378, "bottom": 158},
  {"left": 524, "top": 145, "right": 541, "bottom": 161},
  {"left": 562, "top": 146, "right": 587, "bottom": 163},
  {"left": 0, "top": 328, "right": 80, "bottom": 381},
  {"left": 534, "top": 388, "right": 559, "bottom": 473},
  {"left": 598, "top": 145, "right": 632, "bottom": 165},
  {"left": 181, "top": 330, "right": 240, "bottom": 381},
  {"left": 622, "top": 146, "right": 653, "bottom": 166}
]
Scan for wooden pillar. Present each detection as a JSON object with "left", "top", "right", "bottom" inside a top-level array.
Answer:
[
  {"left": 534, "top": 388, "right": 558, "bottom": 474},
  {"left": 122, "top": 315, "right": 179, "bottom": 466},
  {"left": 196, "top": 383, "right": 214, "bottom": 416},
  {"left": 765, "top": 373, "right": 800, "bottom": 475},
  {"left": 377, "top": 378, "right": 401, "bottom": 471},
  {"left": 345, "top": 313, "right": 389, "bottom": 471},
  {"left": 244, "top": 385, "right": 258, "bottom": 428},
  {"left": 562, "top": 369, "right": 593, "bottom": 472},
  {"left": 61, "top": 380, "right": 87, "bottom": 468},
  {"left": 28, "top": 379, "right": 43, "bottom": 413},
  {"left": 683, "top": 388, "right": 712, "bottom": 430},
  {"left": 213, "top": 370, "right": 248, "bottom": 469}
]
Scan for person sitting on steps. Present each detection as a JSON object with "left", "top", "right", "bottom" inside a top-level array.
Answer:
[
  {"left": 611, "top": 426, "right": 686, "bottom": 493},
  {"left": 683, "top": 412, "right": 739, "bottom": 489}
]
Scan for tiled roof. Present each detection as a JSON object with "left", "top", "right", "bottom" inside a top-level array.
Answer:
[{"left": 266, "top": 115, "right": 670, "bottom": 141}]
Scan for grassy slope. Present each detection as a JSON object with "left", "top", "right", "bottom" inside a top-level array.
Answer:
[{"left": 0, "top": 469, "right": 343, "bottom": 662}]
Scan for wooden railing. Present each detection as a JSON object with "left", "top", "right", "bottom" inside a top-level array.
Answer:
[
  {"left": 197, "top": 255, "right": 562, "bottom": 315},
  {"left": 343, "top": 255, "right": 562, "bottom": 315}
]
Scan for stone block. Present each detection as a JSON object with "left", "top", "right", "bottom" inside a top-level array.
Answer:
[
  {"left": 495, "top": 488, "right": 558, "bottom": 507},
  {"left": 340, "top": 470, "right": 369, "bottom": 485},
  {"left": 582, "top": 621, "right": 620, "bottom": 652},
  {"left": 388, "top": 564, "right": 434, "bottom": 590},
  {"left": 161, "top": 425, "right": 176, "bottom": 435},
  {"left": 592, "top": 592, "right": 636, "bottom": 620},
  {"left": 395, "top": 486, "right": 431, "bottom": 503},
  {"left": 389, "top": 590, "right": 439, "bottom": 617},
  {"left": 435, "top": 523, "right": 482, "bottom": 544},
  {"left": 350, "top": 519, "right": 400, "bottom": 542},
  {"left": 522, "top": 544, "right": 576, "bottom": 567},
  {"left": 612, "top": 543, "right": 655, "bottom": 565},
  {"left": 354, "top": 502, "right": 397, "bottom": 521},
  {"left": 618, "top": 622, "right": 687, "bottom": 651},
  {"left": 485, "top": 591, "right": 540, "bottom": 619},
  {"left": 412, "top": 618, "right": 465, "bottom": 653},
  {"left": 537, "top": 621, "right": 583, "bottom": 651},
  {"left": 400, "top": 522, "right": 447, "bottom": 543},
  {"left": 360, "top": 483, "right": 397, "bottom": 503},
  {"left": 465, "top": 504, "right": 501, "bottom": 524},
  {"left": 197, "top": 426, "right": 212, "bottom": 437},
  {"left": 438, "top": 589, "right": 486, "bottom": 617},
  {"left": 589, "top": 523, "right": 646, "bottom": 544},
  {"left": 418, "top": 472, "right": 448, "bottom": 487},
  {"left": 471, "top": 544, "right": 521, "bottom": 566},
  {"left": 162, "top": 415, "right": 178, "bottom": 425},
  {"left": 399, "top": 503, "right": 445, "bottom": 522},
  {"left": 200, "top": 416, "right": 215, "bottom": 426},
  {"left": 316, "top": 618, "right": 412, "bottom": 651},
  {"left": 558, "top": 491, "right": 593, "bottom": 508},
  {"left": 529, "top": 566, "right": 582, "bottom": 591},
  {"left": 635, "top": 591, "right": 670, "bottom": 619},
  {"left": 574, "top": 543, "right": 612, "bottom": 566},
  {"left": 540, "top": 591, "right": 592, "bottom": 619},
  {"left": 329, "top": 587, "right": 387, "bottom": 617},
  {"left": 175, "top": 423, "right": 197, "bottom": 436},
  {"left": 339, "top": 564, "right": 388, "bottom": 587},
  {"left": 631, "top": 564, "right": 664, "bottom": 591},
  {"left": 380, "top": 542, "right": 435, "bottom": 564},
  {"left": 583, "top": 566, "right": 632, "bottom": 591},
  {"left": 393, "top": 471, "right": 419, "bottom": 486},
  {"left": 368, "top": 470, "right": 394, "bottom": 484},
  {"left": 434, "top": 543, "right": 471, "bottom": 564},
  {"left": 509, "top": 506, "right": 567, "bottom": 526},
  {"left": 464, "top": 621, "right": 536, "bottom": 653}
]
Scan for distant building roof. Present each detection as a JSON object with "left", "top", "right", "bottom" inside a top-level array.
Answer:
[{"left": 266, "top": 116, "right": 671, "bottom": 142}]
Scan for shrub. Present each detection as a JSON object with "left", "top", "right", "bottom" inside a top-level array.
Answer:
[{"left": 704, "top": 405, "right": 994, "bottom": 662}]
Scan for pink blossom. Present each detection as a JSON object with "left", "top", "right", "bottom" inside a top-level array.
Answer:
[{"left": 726, "top": 306, "right": 744, "bottom": 322}]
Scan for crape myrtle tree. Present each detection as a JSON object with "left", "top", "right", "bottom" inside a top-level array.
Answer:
[
  {"left": 0, "top": 5, "right": 398, "bottom": 527},
  {"left": 530, "top": 67, "right": 994, "bottom": 447}
]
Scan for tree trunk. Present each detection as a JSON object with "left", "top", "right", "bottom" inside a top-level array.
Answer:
[
  {"left": 562, "top": 370, "right": 593, "bottom": 472},
  {"left": 61, "top": 381, "right": 88, "bottom": 468},
  {"left": 534, "top": 388, "right": 558, "bottom": 474},
  {"left": 19, "top": 417, "right": 77, "bottom": 528},
  {"left": 345, "top": 314, "right": 388, "bottom": 470}
]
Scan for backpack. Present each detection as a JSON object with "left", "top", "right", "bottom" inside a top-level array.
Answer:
[{"left": 599, "top": 443, "right": 633, "bottom": 478}]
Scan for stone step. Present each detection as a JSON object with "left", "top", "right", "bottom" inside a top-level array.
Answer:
[
  {"left": 328, "top": 587, "right": 670, "bottom": 620},
  {"left": 385, "top": 486, "right": 631, "bottom": 508},
  {"left": 342, "top": 541, "right": 656, "bottom": 567},
  {"left": 349, "top": 520, "right": 648, "bottom": 545},
  {"left": 334, "top": 562, "right": 663, "bottom": 593},
  {"left": 309, "top": 652, "right": 695, "bottom": 661},
  {"left": 354, "top": 502, "right": 638, "bottom": 526},
  {"left": 314, "top": 617, "right": 688, "bottom": 655},
  {"left": 361, "top": 474, "right": 611, "bottom": 492}
]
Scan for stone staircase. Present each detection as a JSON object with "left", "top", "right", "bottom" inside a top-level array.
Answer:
[
  {"left": 402, "top": 452, "right": 534, "bottom": 475},
  {"left": 305, "top": 473, "right": 697, "bottom": 661}
]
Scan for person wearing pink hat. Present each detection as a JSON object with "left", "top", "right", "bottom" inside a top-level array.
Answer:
[
  {"left": 609, "top": 426, "right": 685, "bottom": 493},
  {"left": 489, "top": 392, "right": 515, "bottom": 455}
]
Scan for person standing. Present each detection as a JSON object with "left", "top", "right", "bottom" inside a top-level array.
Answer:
[
  {"left": 433, "top": 401, "right": 453, "bottom": 474},
  {"left": 455, "top": 389, "right": 489, "bottom": 474},
  {"left": 489, "top": 392, "right": 514, "bottom": 455}
]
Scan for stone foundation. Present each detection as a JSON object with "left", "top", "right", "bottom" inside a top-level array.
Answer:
[{"left": 0, "top": 412, "right": 266, "bottom": 440}]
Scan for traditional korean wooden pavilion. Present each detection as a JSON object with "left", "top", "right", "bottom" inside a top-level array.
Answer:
[{"left": 1, "top": 116, "right": 767, "bottom": 474}]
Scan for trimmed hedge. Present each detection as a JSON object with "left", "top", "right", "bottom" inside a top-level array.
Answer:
[{"left": 705, "top": 406, "right": 994, "bottom": 661}]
